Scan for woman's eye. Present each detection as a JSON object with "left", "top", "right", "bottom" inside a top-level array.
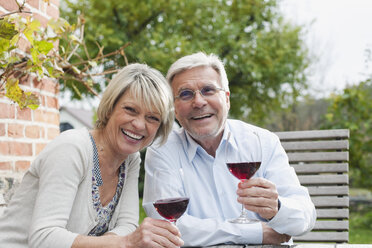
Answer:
[
  {"left": 147, "top": 116, "right": 160, "bottom": 123},
  {"left": 124, "top": 106, "right": 136, "bottom": 113}
]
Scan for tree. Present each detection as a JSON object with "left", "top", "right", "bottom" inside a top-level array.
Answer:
[
  {"left": 61, "top": 0, "right": 310, "bottom": 124},
  {"left": 323, "top": 80, "right": 372, "bottom": 190},
  {"left": 0, "top": 0, "right": 129, "bottom": 109}
]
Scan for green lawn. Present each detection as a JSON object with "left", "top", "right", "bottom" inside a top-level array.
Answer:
[{"left": 349, "top": 211, "right": 372, "bottom": 243}]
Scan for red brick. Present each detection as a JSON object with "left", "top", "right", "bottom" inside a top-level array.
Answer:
[
  {"left": 0, "top": 123, "right": 5, "bottom": 136},
  {"left": 46, "top": 96, "right": 59, "bottom": 109},
  {"left": 17, "top": 36, "right": 31, "bottom": 53},
  {"left": 0, "top": 161, "right": 12, "bottom": 171},
  {"left": 36, "top": 142, "right": 47, "bottom": 155},
  {"left": 15, "top": 160, "right": 31, "bottom": 171},
  {"left": 47, "top": 127, "right": 59, "bottom": 140},
  {"left": 16, "top": 106, "right": 32, "bottom": 121},
  {"left": 0, "top": 0, "right": 18, "bottom": 11},
  {"left": 19, "top": 74, "right": 32, "bottom": 87},
  {"left": 46, "top": 4, "right": 59, "bottom": 19},
  {"left": 34, "top": 109, "right": 46, "bottom": 122},
  {"left": 33, "top": 13, "right": 49, "bottom": 27},
  {"left": 48, "top": 112, "right": 59, "bottom": 125},
  {"left": 0, "top": 103, "right": 15, "bottom": 119},
  {"left": 12, "top": 141, "right": 32, "bottom": 156},
  {"left": 33, "top": 78, "right": 59, "bottom": 95},
  {"left": 25, "top": 125, "right": 41, "bottom": 139},
  {"left": 8, "top": 123, "right": 24, "bottom": 138},
  {"left": 0, "top": 141, "right": 10, "bottom": 155},
  {"left": 27, "top": 0, "right": 39, "bottom": 9},
  {"left": 0, "top": 141, "right": 32, "bottom": 156},
  {"left": 49, "top": 0, "right": 59, "bottom": 6},
  {"left": 35, "top": 110, "right": 59, "bottom": 125}
]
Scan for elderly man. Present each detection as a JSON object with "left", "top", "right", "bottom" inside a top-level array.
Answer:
[{"left": 143, "top": 52, "right": 316, "bottom": 246}]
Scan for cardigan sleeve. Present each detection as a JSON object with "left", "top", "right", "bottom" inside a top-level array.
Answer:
[{"left": 28, "top": 138, "right": 88, "bottom": 248}]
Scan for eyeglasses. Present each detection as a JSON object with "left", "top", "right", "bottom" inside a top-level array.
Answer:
[{"left": 175, "top": 85, "right": 225, "bottom": 101}]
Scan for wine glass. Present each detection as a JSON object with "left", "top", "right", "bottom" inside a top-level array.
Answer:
[
  {"left": 151, "top": 169, "right": 189, "bottom": 225},
  {"left": 226, "top": 131, "right": 262, "bottom": 224}
]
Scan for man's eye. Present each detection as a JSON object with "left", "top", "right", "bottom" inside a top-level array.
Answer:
[
  {"left": 179, "top": 90, "right": 194, "bottom": 98},
  {"left": 202, "top": 86, "right": 216, "bottom": 95}
]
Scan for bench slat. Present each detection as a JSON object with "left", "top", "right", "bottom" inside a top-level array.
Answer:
[
  {"left": 298, "top": 175, "right": 348, "bottom": 185},
  {"left": 293, "top": 231, "right": 349, "bottom": 242},
  {"left": 282, "top": 140, "right": 349, "bottom": 151},
  {"left": 276, "top": 129, "right": 350, "bottom": 243},
  {"left": 307, "top": 186, "right": 349, "bottom": 196},
  {"left": 275, "top": 129, "right": 350, "bottom": 140},
  {"left": 313, "top": 220, "right": 349, "bottom": 230},
  {"left": 287, "top": 152, "right": 349, "bottom": 162},
  {"left": 311, "top": 196, "right": 349, "bottom": 207},
  {"left": 291, "top": 163, "right": 348, "bottom": 174},
  {"left": 316, "top": 209, "right": 349, "bottom": 219}
]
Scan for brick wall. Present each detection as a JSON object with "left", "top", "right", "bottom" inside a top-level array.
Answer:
[{"left": 0, "top": 0, "right": 60, "bottom": 205}]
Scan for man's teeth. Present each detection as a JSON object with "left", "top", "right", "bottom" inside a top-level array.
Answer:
[
  {"left": 192, "top": 114, "right": 212, "bottom": 120},
  {"left": 122, "top": 129, "right": 143, "bottom": 140}
]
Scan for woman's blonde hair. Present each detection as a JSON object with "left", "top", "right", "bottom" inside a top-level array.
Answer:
[{"left": 95, "top": 63, "right": 174, "bottom": 145}]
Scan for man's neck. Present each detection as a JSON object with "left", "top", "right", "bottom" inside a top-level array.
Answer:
[{"left": 193, "top": 133, "right": 223, "bottom": 158}]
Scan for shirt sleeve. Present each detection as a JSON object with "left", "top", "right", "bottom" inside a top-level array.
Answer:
[
  {"left": 143, "top": 144, "right": 263, "bottom": 246},
  {"left": 261, "top": 132, "right": 317, "bottom": 236}
]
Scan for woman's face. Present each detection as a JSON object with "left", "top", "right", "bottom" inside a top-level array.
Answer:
[{"left": 103, "top": 90, "right": 161, "bottom": 158}]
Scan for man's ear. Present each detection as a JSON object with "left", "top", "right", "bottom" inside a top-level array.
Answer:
[{"left": 225, "top": 91, "right": 230, "bottom": 110}]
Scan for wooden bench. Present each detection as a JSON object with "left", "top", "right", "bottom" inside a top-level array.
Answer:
[{"left": 274, "top": 129, "right": 350, "bottom": 243}]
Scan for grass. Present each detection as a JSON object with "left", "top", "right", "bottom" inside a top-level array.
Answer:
[
  {"left": 139, "top": 198, "right": 147, "bottom": 223},
  {"left": 349, "top": 210, "right": 372, "bottom": 244}
]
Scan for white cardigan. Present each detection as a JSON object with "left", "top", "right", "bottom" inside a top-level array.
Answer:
[{"left": 0, "top": 128, "right": 140, "bottom": 248}]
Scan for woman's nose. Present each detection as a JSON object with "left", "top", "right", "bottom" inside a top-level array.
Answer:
[{"left": 131, "top": 116, "right": 146, "bottom": 130}]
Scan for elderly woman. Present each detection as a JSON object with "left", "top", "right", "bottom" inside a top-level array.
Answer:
[{"left": 0, "top": 64, "right": 183, "bottom": 248}]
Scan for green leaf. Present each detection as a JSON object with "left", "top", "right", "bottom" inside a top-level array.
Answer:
[
  {"left": 0, "top": 20, "right": 18, "bottom": 40},
  {"left": 88, "top": 60, "right": 97, "bottom": 67},
  {"left": 71, "top": 65, "right": 81, "bottom": 74},
  {"left": 35, "top": 40, "right": 54, "bottom": 54},
  {"left": 0, "top": 37, "right": 10, "bottom": 53}
]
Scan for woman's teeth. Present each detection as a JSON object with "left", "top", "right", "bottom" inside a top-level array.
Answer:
[{"left": 121, "top": 129, "right": 143, "bottom": 140}]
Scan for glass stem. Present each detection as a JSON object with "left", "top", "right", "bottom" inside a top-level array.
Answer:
[{"left": 240, "top": 204, "right": 248, "bottom": 218}]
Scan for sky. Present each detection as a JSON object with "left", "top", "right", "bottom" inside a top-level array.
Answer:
[{"left": 279, "top": 0, "right": 372, "bottom": 97}]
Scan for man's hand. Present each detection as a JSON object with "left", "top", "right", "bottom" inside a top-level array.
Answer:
[
  {"left": 123, "top": 217, "right": 184, "bottom": 248},
  {"left": 261, "top": 223, "right": 291, "bottom": 244},
  {"left": 237, "top": 177, "right": 279, "bottom": 220}
]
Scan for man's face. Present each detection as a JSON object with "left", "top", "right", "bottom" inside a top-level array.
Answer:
[{"left": 172, "top": 66, "right": 230, "bottom": 143}]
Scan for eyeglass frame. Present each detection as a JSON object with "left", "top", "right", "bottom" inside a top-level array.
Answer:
[{"left": 174, "top": 85, "right": 226, "bottom": 101}]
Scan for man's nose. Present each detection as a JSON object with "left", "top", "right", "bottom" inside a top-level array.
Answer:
[{"left": 192, "top": 90, "right": 207, "bottom": 107}]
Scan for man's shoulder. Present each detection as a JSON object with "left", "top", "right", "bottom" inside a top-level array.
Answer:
[
  {"left": 227, "top": 119, "right": 277, "bottom": 138},
  {"left": 150, "top": 127, "right": 185, "bottom": 151}
]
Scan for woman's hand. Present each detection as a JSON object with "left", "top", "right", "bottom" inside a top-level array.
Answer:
[{"left": 123, "top": 217, "right": 184, "bottom": 248}]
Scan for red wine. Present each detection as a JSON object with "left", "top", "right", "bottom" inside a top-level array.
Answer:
[
  {"left": 227, "top": 162, "right": 261, "bottom": 180},
  {"left": 153, "top": 197, "right": 189, "bottom": 222}
]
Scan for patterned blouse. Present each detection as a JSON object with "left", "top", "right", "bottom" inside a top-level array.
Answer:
[{"left": 88, "top": 133, "right": 126, "bottom": 236}]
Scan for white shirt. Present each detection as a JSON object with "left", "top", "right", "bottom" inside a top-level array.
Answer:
[{"left": 143, "top": 119, "right": 316, "bottom": 246}]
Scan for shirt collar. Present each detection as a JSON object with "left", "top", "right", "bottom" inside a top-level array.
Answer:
[{"left": 181, "top": 120, "right": 238, "bottom": 162}]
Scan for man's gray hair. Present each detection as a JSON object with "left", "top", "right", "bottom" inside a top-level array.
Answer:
[{"left": 166, "top": 52, "right": 229, "bottom": 92}]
